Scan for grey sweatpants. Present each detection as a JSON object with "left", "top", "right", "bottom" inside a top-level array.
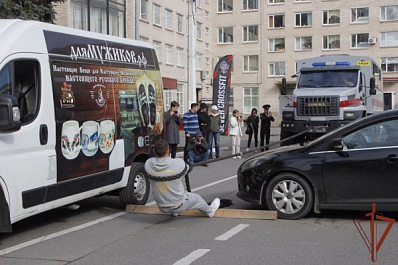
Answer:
[{"left": 158, "top": 192, "right": 212, "bottom": 216}]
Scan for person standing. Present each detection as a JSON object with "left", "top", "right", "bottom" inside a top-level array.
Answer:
[
  {"left": 209, "top": 105, "right": 221, "bottom": 159},
  {"left": 198, "top": 103, "right": 210, "bottom": 143},
  {"left": 260, "top": 104, "right": 275, "bottom": 151},
  {"left": 165, "top": 101, "right": 181, "bottom": 158},
  {"left": 183, "top": 103, "right": 200, "bottom": 161},
  {"left": 246, "top": 108, "right": 259, "bottom": 151},
  {"left": 229, "top": 109, "right": 243, "bottom": 158},
  {"left": 145, "top": 140, "right": 220, "bottom": 217}
]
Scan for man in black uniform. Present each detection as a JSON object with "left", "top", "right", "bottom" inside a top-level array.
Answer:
[{"left": 260, "top": 104, "right": 275, "bottom": 151}]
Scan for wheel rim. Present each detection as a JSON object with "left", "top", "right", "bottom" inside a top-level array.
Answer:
[
  {"left": 133, "top": 173, "right": 147, "bottom": 201},
  {"left": 271, "top": 180, "right": 305, "bottom": 214}
]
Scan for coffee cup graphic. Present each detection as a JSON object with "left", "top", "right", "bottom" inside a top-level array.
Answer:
[
  {"left": 61, "top": 120, "right": 81, "bottom": 160},
  {"left": 99, "top": 120, "right": 115, "bottom": 154},
  {"left": 81, "top": 121, "right": 100, "bottom": 157}
]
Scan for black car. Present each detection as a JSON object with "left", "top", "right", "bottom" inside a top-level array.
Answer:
[{"left": 237, "top": 110, "right": 398, "bottom": 219}]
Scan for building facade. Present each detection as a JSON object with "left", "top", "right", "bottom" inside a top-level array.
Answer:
[{"left": 55, "top": 0, "right": 398, "bottom": 123}]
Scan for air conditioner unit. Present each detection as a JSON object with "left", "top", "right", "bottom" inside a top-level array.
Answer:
[
  {"left": 200, "top": 70, "right": 208, "bottom": 80},
  {"left": 368, "top": 37, "right": 377, "bottom": 45}
]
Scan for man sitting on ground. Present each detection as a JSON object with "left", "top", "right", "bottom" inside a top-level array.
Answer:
[
  {"left": 144, "top": 140, "right": 220, "bottom": 217},
  {"left": 186, "top": 130, "right": 211, "bottom": 166}
]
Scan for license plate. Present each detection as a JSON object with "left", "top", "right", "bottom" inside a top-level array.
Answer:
[{"left": 309, "top": 127, "right": 327, "bottom": 133}]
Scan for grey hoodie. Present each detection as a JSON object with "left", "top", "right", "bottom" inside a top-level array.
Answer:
[{"left": 144, "top": 157, "right": 188, "bottom": 208}]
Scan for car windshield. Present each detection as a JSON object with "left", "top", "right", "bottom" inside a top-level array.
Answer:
[{"left": 297, "top": 70, "right": 358, "bottom": 88}]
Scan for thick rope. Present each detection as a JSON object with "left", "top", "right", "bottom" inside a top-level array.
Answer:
[{"left": 146, "top": 163, "right": 191, "bottom": 182}]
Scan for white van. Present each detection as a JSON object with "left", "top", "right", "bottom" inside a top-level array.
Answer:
[{"left": 0, "top": 20, "right": 164, "bottom": 232}]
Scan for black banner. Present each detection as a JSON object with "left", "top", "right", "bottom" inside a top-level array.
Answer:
[{"left": 212, "top": 55, "right": 232, "bottom": 135}]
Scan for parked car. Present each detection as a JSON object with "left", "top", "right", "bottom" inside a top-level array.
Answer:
[{"left": 237, "top": 110, "right": 398, "bottom": 219}]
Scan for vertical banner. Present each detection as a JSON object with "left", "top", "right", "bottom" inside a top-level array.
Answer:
[{"left": 212, "top": 55, "right": 233, "bottom": 135}]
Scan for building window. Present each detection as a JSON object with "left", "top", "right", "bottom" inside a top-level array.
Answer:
[
  {"left": 205, "top": 57, "right": 210, "bottom": 65},
  {"left": 140, "top": 36, "right": 149, "bottom": 42},
  {"left": 196, "top": 0, "right": 202, "bottom": 8},
  {"left": 381, "top": 57, "right": 398, "bottom": 73},
  {"left": 323, "top": 9, "right": 340, "bottom": 25},
  {"left": 140, "top": 0, "right": 147, "bottom": 20},
  {"left": 229, "top": 87, "right": 234, "bottom": 111},
  {"left": 243, "top": 0, "right": 258, "bottom": 10},
  {"left": 243, "top": 87, "right": 259, "bottom": 114},
  {"left": 196, "top": 53, "right": 203, "bottom": 70},
  {"left": 268, "top": 14, "right": 285, "bottom": 28},
  {"left": 295, "top": 0, "right": 311, "bottom": 2},
  {"left": 153, "top": 3, "right": 161, "bottom": 26},
  {"left": 71, "top": 0, "right": 88, "bottom": 30},
  {"left": 164, "top": 90, "right": 172, "bottom": 111},
  {"left": 218, "top": 0, "right": 233, "bottom": 12},
  {"left": 197, "top": 22, "right": 202, "bottom": 40},
  {"left": 381, "top": 6, "right": 398, "bottom": 21},
  {"left": 205, "top": 42, "right": 210, "bottom": 49},
  {"left": 269, "top": 38, "right": 285, "bottom": 52},
  {"left": 295, "top": 36, "right": 312, "bottom": 51},
  {"left": 323, "top": 35, "right": 340, "bottom": 50},
  {"left": 351, "top": 33, "right": 369, "bottom": 49},
  {"left": 165, "top": 44, "right": 173, "bottom": 65},
  {"left": 243, "top": 25, "right": 258, "bottom": 42},
  {"left": 72, "top": 0, "right": 125, "bottom": 37},
  {"left": 243, "top": 55, "right": 259, "bottom": 72},
  {"left": 295, "top": 12, "right": 312, "bottom": 27},
  {"left": 351, "top": 7, "right": 369, "bottom": 23},
  {"left": 218, "top": 27, "right": 233, "bottom": 43},
  {"left": 153, "top": 40, "right": 162, "bottom": 62},
  {"left": 381, "top": 32, "right": 398, "bottom": 47},
  {"left": 269, "top": 62, "right": 285, "bottom": 76},
  {"left": 269, "top": 0, "right": 284, "bottom": 4},
  {"left": 177, "top": 47, "right": 184, "bottom": 66},
  {"left": 177, "top": 14, "right": 183, "bottom": 33},
  {"left": 177, "top": 84, "right": 184, "bottom": 113},
  {"left": 165, "top": 9, "right": 173, "bottom": 30}
]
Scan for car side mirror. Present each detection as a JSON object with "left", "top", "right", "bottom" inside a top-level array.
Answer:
[
  {"left": 281, "top": 78, "right": 286, "bottom": 95},
  {"left": 369, "top": 77, "right": 376, "bottom": 95},
  {"left": 330, "top": 138, "right": 344, "bottom": 151},
  {"left": 0, "top": 94, "right": 21, "bottom": 133}
]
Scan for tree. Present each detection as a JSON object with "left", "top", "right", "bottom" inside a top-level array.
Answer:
[{"left": 0, "top": 0, "right": 65, "bottom": 23}]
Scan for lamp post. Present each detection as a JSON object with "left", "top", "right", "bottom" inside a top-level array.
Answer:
[{"left": 188, "top": 0, "right": 197, "bottom": 105}]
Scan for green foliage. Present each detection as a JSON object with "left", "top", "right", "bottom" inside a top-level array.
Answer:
[{"left": 0, "top": 0, "right": 66, "bottom": 23}]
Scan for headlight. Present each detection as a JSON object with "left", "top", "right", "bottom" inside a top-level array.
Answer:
[
  {"left": 282, "top": 111, "right": 294, "bottom": 121},
  {"left": 240, "top": 155, "right": 274, "bottom": 172},
  {"left": 344, "top": 111, "right": 362, "bottom": 121}
]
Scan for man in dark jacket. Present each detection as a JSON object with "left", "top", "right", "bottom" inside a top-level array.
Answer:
[
  {"left": 186, "top": 130, "right": 210, "bottom": 166},
  {"left": 260, "top": 104, "right": 275, "bottom": 151},
  {"left": 198, "top": 103, "right": 211, "bottom": 143}
]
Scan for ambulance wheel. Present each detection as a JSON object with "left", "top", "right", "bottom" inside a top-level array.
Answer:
[{"left": 119, "top": 163, "right": 150, "bottom": 205}]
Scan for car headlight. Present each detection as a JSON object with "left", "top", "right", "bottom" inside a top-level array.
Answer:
[{"left": 240, "top": 155, "right": 274, "bottom": 172}]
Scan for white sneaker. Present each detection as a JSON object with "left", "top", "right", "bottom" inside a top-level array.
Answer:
[
  {"left": 232, "top": 156, "right": 237, "bottom": 159},
  {"left": 237, "top": 156, "right": 242, "bottom": 159},
  {"left": 246, "top": 148, "right": 249, "bottom": 152},
  {"left": 171, "top": 212, "right": 178, "bottom": 217},
  {"left": 208, "top": 198, "right": 220, "bottom": 218}
]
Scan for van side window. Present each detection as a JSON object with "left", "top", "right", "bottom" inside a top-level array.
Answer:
[{"left": 0, "top": 63, "right": 12, "bottom": 95}]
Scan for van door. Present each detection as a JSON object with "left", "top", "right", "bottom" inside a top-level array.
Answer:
[{"left": 0, "top": 55, "right": 56, "bottom": 218}]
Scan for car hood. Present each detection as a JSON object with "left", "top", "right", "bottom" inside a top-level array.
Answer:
[{"left": 245, "top": 144, "right": 304, "bottom": 161}]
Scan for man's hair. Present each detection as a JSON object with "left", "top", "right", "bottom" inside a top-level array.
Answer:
[
  {"left": 170, "top": 101, "right": 179, "bottom": 108},
  {"left": 153, "top": 140, "right": 169, "bottom": 157},
  {"left": 191, "top": 103, "right": 198, "bottom": 109}
]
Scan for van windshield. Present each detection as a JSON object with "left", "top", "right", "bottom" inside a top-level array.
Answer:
[{"left": 297, "top": 70, "right": 358, "bottom": 89}]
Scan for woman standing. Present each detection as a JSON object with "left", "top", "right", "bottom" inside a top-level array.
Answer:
[
  {"left": 165, "top": 101, "right": 181, "bottom": 158},
  {"left": 229, "top": 109, "right": 243, "bottom": 158},
  {"left": 246, "top": 108, "right": 259, "bottom": 151}
]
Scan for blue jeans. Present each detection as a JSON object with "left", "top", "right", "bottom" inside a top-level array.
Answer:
[
  {"left": 188, "top": 149, "right": 210, "bottom": 163},
  {"left": 209, "top": 132, "right": 220, "bottom": 157}
]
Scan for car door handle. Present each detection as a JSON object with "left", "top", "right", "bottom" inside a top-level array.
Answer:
[
  {"left": 40, "top": 124, "right": 48, "bottom": 145},
  {"left": 386, "top": 154, "right": 398, "bottom": 163}
]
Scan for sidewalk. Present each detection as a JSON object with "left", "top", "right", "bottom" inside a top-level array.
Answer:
[{"left": 176, "top": 127, "right": 281, "bottom": 158}]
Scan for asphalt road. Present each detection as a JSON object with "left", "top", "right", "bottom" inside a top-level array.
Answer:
[{"left": 1, "top": 128, "right": 398, "bottom": 265}]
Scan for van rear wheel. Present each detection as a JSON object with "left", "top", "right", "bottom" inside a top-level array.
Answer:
[{"left": 119, "top": 163, "right": 150, "bottom": 205}]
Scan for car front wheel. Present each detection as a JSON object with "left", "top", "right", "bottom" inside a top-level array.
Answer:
[{"left": 264, "top": 173, "right": 313, "bottom": 219}]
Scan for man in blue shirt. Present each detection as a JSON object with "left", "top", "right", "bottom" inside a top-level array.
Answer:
[{"left": 183, "top": 103, "right": 199, "bottom": 161}]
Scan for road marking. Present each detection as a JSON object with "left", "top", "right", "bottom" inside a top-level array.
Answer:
[
  {"left": 215, "top": 224, "right": 250, "bottom": 241},
  {"left": 173, "top": 249, "right": 211, "bottom": 265},
  {"left": 0, "top": 212, "right": 125, "bottom": 256},
  {"left": 1, "top": 175, "right": 237, "bottom": 255}
]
